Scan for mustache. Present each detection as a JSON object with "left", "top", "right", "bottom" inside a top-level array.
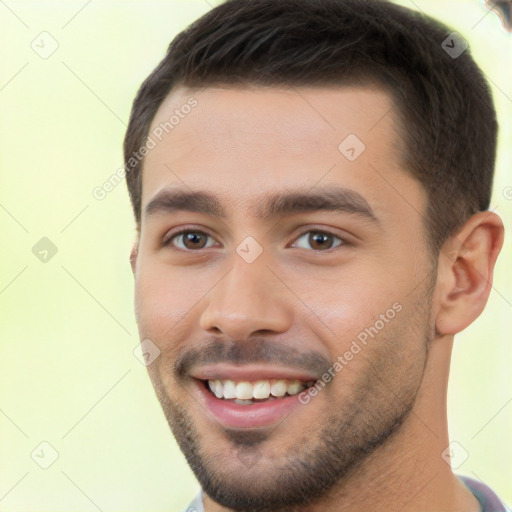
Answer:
[{"left": 174, "top": 339, "right": 331, "bottom": 379}]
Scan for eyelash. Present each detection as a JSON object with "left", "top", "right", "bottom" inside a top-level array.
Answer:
[{"left": 162, "top": 227, "right": 347, "bottom": 252}]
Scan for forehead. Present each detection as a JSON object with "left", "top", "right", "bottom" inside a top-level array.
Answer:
[{"left": 141, "top": 84, "right": 422, "bottom": 221}]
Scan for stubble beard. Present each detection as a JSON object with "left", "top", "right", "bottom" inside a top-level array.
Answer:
[{"left": 149, "top": 318, "right": 433, "bottom": 511}]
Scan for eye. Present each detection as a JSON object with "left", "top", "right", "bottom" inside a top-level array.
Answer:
[
  {"left": 163, "top": 229, "right": 217, "bottom": 251},
  {"left": 291, "top": 230, "right": 344, "bottom": 251},
  {"left": 162, "top": 228, "right": 345, "bottom": 252}
]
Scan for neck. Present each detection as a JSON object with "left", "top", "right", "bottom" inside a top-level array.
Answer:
[{"left": 204, "top": 335, "right": 481, "bottom": 512}]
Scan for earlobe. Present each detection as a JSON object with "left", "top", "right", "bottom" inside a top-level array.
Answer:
[{"left": 435, "top": 211, "right": 504, "bottom": 336}]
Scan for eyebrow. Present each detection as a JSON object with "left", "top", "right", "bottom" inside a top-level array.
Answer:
[{"left": 144, "top": 185, "right": 379, "bottom": 223}]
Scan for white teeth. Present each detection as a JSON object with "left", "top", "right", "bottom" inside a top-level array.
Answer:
[
  {"left": 223, "top": 379, "right": 237, "bottom": 399},
  {"left": 286, "top": 380, "right": 305, "bottom": 395},
  {"left": 213, "top": 380, "right": 223, "bottom": 399},
  {"left": 236, "top": 381, "right": 253, "bottom": 400},
  {"left": 207, "top": 378, "right": 312, "bottom": 400},
  {"left": 253, "top": 380, "right": 271, "bottom": 399},
  {"left": 270, "top": 379, "right": 287, "bottom": 397}
]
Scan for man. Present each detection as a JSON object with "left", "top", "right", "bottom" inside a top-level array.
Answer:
[{"left": 124, "top": 0, "right": 507, "bottom": 510}]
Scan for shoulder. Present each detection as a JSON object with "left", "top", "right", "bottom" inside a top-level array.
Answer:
[{"left": 459, "top": 475, "right": 508, "bottom": 512}]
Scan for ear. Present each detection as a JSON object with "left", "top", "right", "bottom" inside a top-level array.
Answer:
[
  {"left": 130, "top": 240, "right": 139, "bottom": 276},
  {"left": 435, "top": 211, "right": 504, "bottom": 335}
]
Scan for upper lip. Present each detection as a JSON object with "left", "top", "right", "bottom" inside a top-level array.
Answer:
[{"left": 191, "top": 364, "right": 320, "bottom": 383}]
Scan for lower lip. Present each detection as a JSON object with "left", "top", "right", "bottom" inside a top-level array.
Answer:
[{"left": 195, "top": 380, "right": 307, "bottom": 428}]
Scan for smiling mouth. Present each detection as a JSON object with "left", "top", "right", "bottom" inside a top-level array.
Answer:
[{"left": 200, "top": 378, "right": 316, "bottom": 405}]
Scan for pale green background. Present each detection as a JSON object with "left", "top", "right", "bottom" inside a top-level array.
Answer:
[{"left": 0, "top": 1, "right": 510, "bottom": 510}]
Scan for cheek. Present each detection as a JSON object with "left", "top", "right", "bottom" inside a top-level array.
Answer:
[
  {"left": 134, "top": 260, "right": 194, "bottom": 337},
  {"left": 291, "top": 264, "right": 418, "bottom": 372},
  {"left": 293, "top": 265, "right": 401, "bottom": 331},
  {"left": 134, "top": 266, "right": 199, "bottom": 393}
]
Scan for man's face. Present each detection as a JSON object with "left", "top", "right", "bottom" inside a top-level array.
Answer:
[{"left": 133, "top": 85, "right": 437, "bottom": 509}]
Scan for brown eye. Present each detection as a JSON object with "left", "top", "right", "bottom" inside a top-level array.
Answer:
[
  {"left": 292, "top": 230, "right": 344, "bottom": 251},
  {"left": 166, "top": 230, "right": 216, "bottom": 250}
]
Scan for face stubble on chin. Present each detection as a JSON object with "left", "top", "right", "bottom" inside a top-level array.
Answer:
[{"left": 144, "top": 276, "right": 436, "bottom": 512}]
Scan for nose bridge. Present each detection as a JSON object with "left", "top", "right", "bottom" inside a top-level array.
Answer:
[{"left": 199, "top": 251, "right": 292, "bottom": 339}]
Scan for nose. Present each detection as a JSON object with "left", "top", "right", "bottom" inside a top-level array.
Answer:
[{"left": 199, "top": 255, "right": 293, "bottom": 340}]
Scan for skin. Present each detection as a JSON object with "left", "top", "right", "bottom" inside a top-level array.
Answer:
[{"left": 130, "top": 85, "right": 504, "bottom": 511}]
